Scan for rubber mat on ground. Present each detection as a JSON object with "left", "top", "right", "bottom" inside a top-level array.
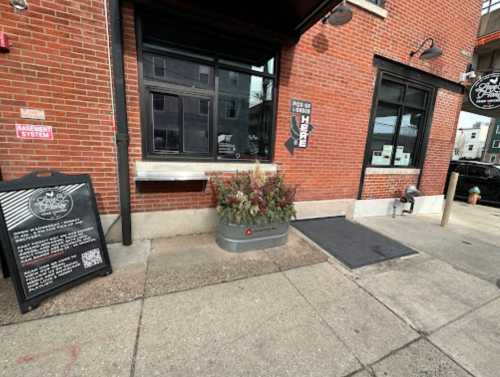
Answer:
[{"left": 293, "top": 217, "right": 417, "bottom": 269}]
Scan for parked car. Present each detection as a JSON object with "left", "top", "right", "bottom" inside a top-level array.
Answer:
[{"left": 445, "top": 160, "right": 500, "bottom": 206}]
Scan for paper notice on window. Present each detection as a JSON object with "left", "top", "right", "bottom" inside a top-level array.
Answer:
[
  {"left": 372, "top": 150, "right": 391, "bottom": 166},
  {"left": 395, "top": 147, "right": 411, "bottom": 166},
  {"left": 383, "top": 145, "right": 393, "bottom": 154}
]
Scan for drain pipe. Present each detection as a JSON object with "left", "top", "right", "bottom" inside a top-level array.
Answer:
[{"left": 107, "top": 0, "right": 132, "bottom": 245}]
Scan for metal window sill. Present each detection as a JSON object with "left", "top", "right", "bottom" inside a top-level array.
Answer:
[
  {"left": 135, "top": 160, "right": 279, "bottom": 181},
  {"left": 365, "top": 167, "right": 421, "bottom": 175},
  {"left": 135, "top": 172, "right": 208, "bottom": 182},
  {"left": 347, "top": 0, "right": 388, "bottom": 18}
]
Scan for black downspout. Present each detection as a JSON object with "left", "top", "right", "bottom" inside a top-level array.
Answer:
[{"left": 109, "top": 0, "right": 132, "bottom": 245}]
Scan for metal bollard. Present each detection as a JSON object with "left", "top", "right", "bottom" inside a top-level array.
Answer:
[{"left": 441, "top": 172, "right": 459, "bottom": 227}]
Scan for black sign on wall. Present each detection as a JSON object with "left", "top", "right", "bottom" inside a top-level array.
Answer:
[
  {"left": 285, "top": 99, "right": 314, "bottom": 154},
  {"left": 0, "top": 171, "right": 112, "bottom": 313},
  {"left": 469, "top": 72, "right": 500, "bottom": 110}
]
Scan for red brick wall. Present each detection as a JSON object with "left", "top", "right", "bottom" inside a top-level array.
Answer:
[
  {"left": 420, "top": 89, "right": 464, "bottom": 195},
  {"left": 0, "top": 0, "right": 118, "bottom": 214},
  {"left": 274, "top": 0, "right": 482, "bottom": 202},
  {"left": 361, "top": 173, "right": 418, "bottom": 199},
  {"left": 1, "top": 0, "right": 482, "bottom": 216}
]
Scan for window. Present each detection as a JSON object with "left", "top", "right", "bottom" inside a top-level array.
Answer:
[
  {"left": 493, "top": 140, "right": 500, "bottom": 148},
  {"left": 367, "top": 0, "right": 385, "bottom": 6},
  {"left": 366, "top": 74, "right": 433, "bottom": 168},
  {"left": 199, "top": 99, "right": 209, "bottom": 115},
  {"left": 491, "top": 155, "right": 497, "bottom": 163},
  {"left": 151, "top": 92, "right": 210, "bottom": 154},
  {"left": 153, "top": 56, "right": 166, "bottom": 78},
  {"left": 223, "top": 99, "right": 239, "bottom": 119},
  {"left": 496, "top": 124, "right": 500, "bottom": 134},
  {"left": 228, "top": 71, "right": 239, "bottom": 87},
  {"left": 471, "top": 132, "right": 477, "bottom": 139},
  {"left": 483, "top": 0, "right": 500, "bottom": 15},
  {"left": 142, "top": 49, "right": 276, "bottom": 161},
  {"left": 468, "top": 145, "right": 474, "bottom": 151},
  {"left": 468, "top": 165, "right": 491, "bottom": 178},
  {"left": 199, "top": 66, "right": 211, "bottom": 85}
]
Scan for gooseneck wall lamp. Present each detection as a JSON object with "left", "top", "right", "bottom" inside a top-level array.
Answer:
[
  {"left": 10, "top": 0, "right": 28, "bottom": 11},
  {"left": 410, "top": 38, "right": 443, "bottom": 60},
  {"left": 322, "top": 0, "right": 353, "bottom": 26}
]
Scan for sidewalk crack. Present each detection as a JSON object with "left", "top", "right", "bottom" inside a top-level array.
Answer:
[
  {"left": 128, "top": 241, "right": 152, "bottom": 377},
  {"left": 281, "top": 270, "right": 366, "bottom": 372}
]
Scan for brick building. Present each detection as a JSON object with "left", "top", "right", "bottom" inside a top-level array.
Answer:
[
  {"left": 462, "top": 0, "right": 500, "bottom": 164},
  {"left": 0, "top": 0, "right": 482, "bottom": 243}
]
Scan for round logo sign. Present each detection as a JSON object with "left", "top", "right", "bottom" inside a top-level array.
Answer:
[
  {"left": 29, "top": 188, "right": 73, "bottom": 221},
  {"left": 469, "top": 72, "right": 500, "bottom": 110}
]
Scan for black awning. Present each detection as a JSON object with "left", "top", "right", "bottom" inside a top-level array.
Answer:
[{"left": 134, "top": 0, "right": 340, "bottom": 45}]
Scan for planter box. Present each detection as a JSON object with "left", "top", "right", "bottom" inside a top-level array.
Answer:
[{"left": 216, "top": 220, "right": 289, "bottom": 252}]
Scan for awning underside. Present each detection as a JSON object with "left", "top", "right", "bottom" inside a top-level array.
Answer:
[{"left": 134, "top": 0, "right": 340, "bottom": 45}]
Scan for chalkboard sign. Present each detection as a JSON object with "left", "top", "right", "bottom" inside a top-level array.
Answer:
[{"left": 0, "top": 171, "right": 112, "bottom": 313}]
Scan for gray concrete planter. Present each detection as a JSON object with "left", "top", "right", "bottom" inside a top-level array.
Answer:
[{"left": 216, "top": 219, "right": 289, "bottom": 252}]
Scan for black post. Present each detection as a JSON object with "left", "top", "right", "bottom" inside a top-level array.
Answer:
[
  {"left": 109, "top": 0, "right": 132, "bottom": 245},
  {"left": 0, "top": 169, "right": 9, "bottom": 278},
  {"left": 0, "top": 244, "right": 9, "bottom": 279}
]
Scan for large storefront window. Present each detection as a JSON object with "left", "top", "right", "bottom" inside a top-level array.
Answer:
[
  {"left": 366, "top": 74, "right": 433, "bottom": 168},
  {"left": 142, "top": 48, "right": 276, "bottom": 161}
]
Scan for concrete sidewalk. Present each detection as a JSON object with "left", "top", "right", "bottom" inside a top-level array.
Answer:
[
  {"left": 356, "top": 202, "right": 500, "bottom": 284},
  {"left": 1, "top": 209, "right": 500, "bottom": 377},
  {"left": 0, "top": 230, "right": 327, "bottom": 326}
]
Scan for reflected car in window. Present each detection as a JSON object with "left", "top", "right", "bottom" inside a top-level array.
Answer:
[{"left": 445, "top": 160, "right": 500, "bottom": 206}]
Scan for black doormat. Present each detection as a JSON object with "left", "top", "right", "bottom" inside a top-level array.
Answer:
[{"left": 293, "top": 217, "right": 417, "bottom": 269}]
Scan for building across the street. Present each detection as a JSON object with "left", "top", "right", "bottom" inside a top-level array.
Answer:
[
  {"left": 483, "top": 118, "right": 500, "bottom": 162},
  {"left": 0, "top": 0, "right": 482, "bottom": 244},
  {"left": 461, "top": 1, "right": 500, "bottom": 164},
  {"left": 453, "top": 120, "right": 490, "bottom": 160}
]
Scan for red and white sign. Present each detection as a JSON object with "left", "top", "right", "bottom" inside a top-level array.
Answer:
[{"left": 15, "top": 124, "right": 54, "bottom": 141}]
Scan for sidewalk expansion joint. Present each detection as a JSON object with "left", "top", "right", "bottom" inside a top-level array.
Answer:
[
  {"left": 425, "top": 337, "right": 478, "bottom": 377},
  {"left": 428, "top": 294, "right": 500, "bottom": 336},
  {"left": 129, "top": 245, "right": 152, "bottom": 377},
  {"left": 281, "top": 271, "right": 367, "bottom": 372}
]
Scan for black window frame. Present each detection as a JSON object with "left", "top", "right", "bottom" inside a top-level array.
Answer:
[
  {"left": 136, "top": 15, "right": 279, "bottom": 163},
  {"left": 363, "top": 72, "right": 436, "bottom": 169}
]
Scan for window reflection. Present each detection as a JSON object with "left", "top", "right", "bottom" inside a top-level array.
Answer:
[
  {"left": 370, "top": 104, "right": 398, "bottom": 166},
  {"left": 217, "top": 70, "right": 273, "bottom": 160},
  {"left": 152, "top": 93, "right": 180, "bottom": 152},
  {"left": 152, "top": 93, "right": 210, "bottom": 154},
  {"left": 379, "top": 80, "right": 404, "bottom": 103},
  {"left": 395, "top": 110, "right": 423, "bottom": 166},
  {"left": 144, "top": 53, "right": 214, "bottom": 89},
  {"left": 219, "top": 57, "right": 275, "bottom": 75},
  {"left": 145, "top": 50, "right": 276, "bottom": 160},
  {"left": 183, "top": 97, "right": 209, "bottom": 153},
  {"left": 405, "top": 87, "right": 426, "bottom": 108}
]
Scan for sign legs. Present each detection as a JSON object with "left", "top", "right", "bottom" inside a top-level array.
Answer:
[{"left": 0, "top": 247, "right": 9, "bottom": 279}]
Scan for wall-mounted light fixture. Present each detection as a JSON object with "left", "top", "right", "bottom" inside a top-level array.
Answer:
[
  {"left": 322, "top": 0, "right": 353, "bottom": 27},
  {"left": 410, "top": 38, "right": 442, "bottom": 60},
  {"left": 10, "top": 0, "right": 28, "bottom": 11}
]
